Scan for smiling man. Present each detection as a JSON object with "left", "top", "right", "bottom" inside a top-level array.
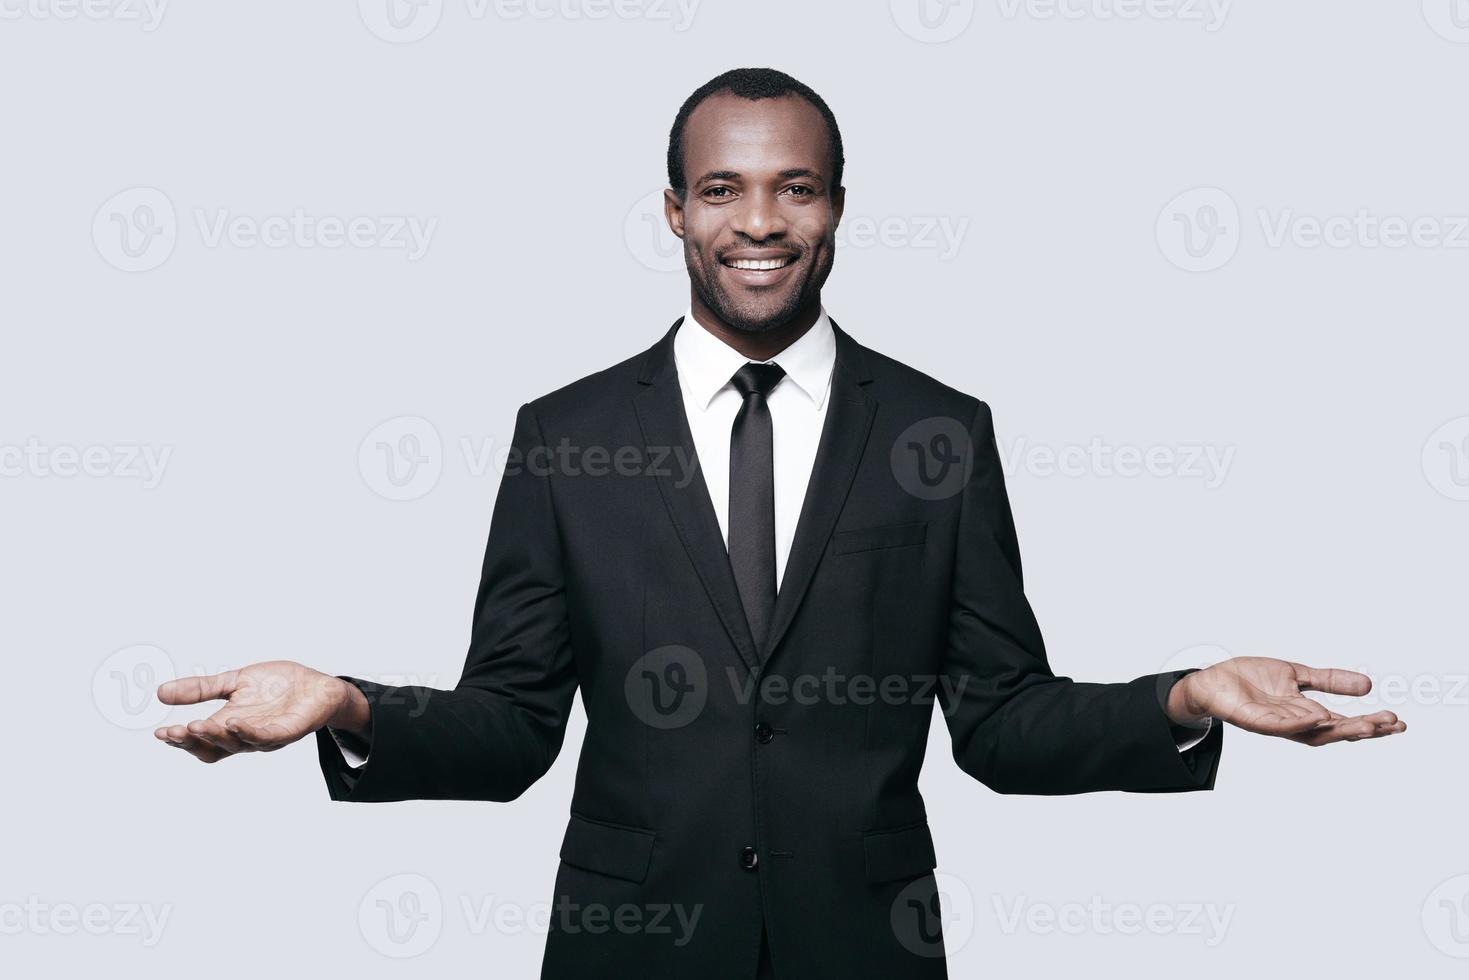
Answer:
[{"left": 154, "top": 68, "right": 1405, "bottom": 979}]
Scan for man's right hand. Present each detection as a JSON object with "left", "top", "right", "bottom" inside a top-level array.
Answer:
[{"left": 153, "top": 661, "right": 370, "bottom": 764}]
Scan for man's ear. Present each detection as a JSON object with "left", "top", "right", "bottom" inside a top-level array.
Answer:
[
  {"left": 663, "top": 188, "right": 686, "bottom": 240},
  {"left": 831, "top": 185, "right": 845, "bottom": 230}
]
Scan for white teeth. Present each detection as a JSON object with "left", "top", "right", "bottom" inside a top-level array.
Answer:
[{"left": 726, "top": 257, "right": 792, "bottom": 271}]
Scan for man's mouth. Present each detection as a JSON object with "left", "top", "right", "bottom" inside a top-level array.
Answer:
[
  {"left": 722, "top": 256, "right": 795, "bottom": 271},
  {"left": 719, "top": 251, "right": 799, "bottom": 286}
]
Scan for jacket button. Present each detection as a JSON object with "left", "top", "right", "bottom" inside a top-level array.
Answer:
[
  {"left": 754, "top": 722, "right": 775, "bottom": 744},
  {"left": 740, "top": 846, "right": 759, "bottom": 871}
]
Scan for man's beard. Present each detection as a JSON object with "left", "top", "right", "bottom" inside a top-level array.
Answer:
[{"left": 685, "top": 242, "right": 832, "bottom": 335}]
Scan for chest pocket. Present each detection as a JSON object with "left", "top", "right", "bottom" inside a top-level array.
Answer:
[{"left": 832, "top": 520, "right": 927, "bottom": 556}]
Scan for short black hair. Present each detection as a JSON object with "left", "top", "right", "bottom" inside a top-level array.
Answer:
[{"left": 666, "top": 67, "right": 844, "bottom": 194}]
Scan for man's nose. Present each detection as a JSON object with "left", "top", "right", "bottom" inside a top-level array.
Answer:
[{"left": 728, "top": 189, "right": 788, "bottom": 240}]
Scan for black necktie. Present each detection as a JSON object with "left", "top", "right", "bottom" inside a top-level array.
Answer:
[{"left": 728, "top": 361, "right": 786, "bottom": 652}]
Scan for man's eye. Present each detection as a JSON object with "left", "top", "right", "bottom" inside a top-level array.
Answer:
[
  {"left": 704, "top": 186, "right": 734, "bottom": 200},
  {"left": 786, "top": 185, "right": 814, "bottom": 197}
]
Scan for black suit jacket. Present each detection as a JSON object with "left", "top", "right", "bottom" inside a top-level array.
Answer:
[{"left": 316, "top": 317, "right": 1223, "bottom": 978}]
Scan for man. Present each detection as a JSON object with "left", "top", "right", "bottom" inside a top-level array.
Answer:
[{"left": 154, "top": 69, "right": 1405, "bottom": 978}]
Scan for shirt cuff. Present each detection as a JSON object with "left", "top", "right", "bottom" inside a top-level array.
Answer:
[
  {"left": 1173, "top": 715, "right": 1214, "bottom": 753},
  {"left": 328, "top": 727, "right": 369, "bottom": 769}
]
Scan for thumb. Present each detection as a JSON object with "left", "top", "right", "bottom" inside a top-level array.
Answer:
[{"left": 158, "top": 670, "right": 241, "bottom": 706}]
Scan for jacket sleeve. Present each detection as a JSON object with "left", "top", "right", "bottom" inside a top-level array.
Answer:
[
  {"left": 314, "top": 401, "right": 578, "bottom": 803},
  {"left": 940, "top": 399, "right": 1222, "bottom": 795}
]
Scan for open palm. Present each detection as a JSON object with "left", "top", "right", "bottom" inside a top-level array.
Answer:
[
  {"left": 1179, "top": 657, "right": 1406, "bottom": 746},
  {"left": 154, "top": 660, "right": 350, "bottom": 763}
]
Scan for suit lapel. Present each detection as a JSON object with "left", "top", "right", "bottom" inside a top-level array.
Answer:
[
  {"left": 632, "top": 318, "right": 762, "bottom": 673},
  {"left": 761, "top": 318, "right": 877, "bottom": 662}
]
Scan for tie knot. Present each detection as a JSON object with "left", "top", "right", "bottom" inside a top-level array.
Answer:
[{"left": 730, "top": 362, "right": 786, "bottom": 399}]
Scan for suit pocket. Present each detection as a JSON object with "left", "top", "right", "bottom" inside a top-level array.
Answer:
[
  {"left": 559, "top": 813, "right": 657, "bottom": 883},
  {"left": 832, "top": 520, "right": 927, "bottom": 556},
  {"left": 862, "top": 821, "right": 937, "bottom": 884}
]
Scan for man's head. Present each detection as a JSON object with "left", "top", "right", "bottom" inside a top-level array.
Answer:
[{"left": 665, "top": 68, "right": 845, "bottom": 335}]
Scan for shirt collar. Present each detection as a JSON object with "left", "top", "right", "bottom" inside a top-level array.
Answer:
[{"left": 673, "top": 305, "right": 837, "bottom": 413}]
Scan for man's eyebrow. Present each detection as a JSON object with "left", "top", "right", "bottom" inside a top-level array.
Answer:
[
  {"left": 691, "top": 168, "right": 827, "bottom": 187},
  {"left": 693, "top": 170, "right": 741, "bottom": 187}
]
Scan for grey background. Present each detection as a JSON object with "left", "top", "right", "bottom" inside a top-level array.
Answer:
[{"left": 3, "top": 0, "right": 1467, "bottom": 975}]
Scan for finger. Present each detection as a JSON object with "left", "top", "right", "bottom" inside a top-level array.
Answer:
[
  {"left": 1292, "top": 664, "right": 1372, "bottom": 698},
  {"left": 1240, "top": 697, "right": 1330, "bottom": 734},
  {"left": 1315, "top": 708, "right": 1400, "bottom": 726},
  {"left": 156, "top": 728, "right": 229, "bottom": 763},
  {"left": 1324, "top": 709, "right": 1404, "bottom": 734},
  {"left": 1360, "top": 711, "right": 1406, "bottom": 735},
  {"left": 223, "top": 716, "right": 292, "bottom": 749},
  {"left": 157, "top": 670, "right": 241, "bottom": 706},
  {"left": 186, "top": 718, "right": 250, "bottom": 755},
  {"left": 181, "top": 743, "right": 228, "bottom": 763},
  {"left": 1284, "top": 698, "right": 1333, "bottom": 725},
  {"left": 1290, "top": 712, "right": 1404, "bottom": 746}
]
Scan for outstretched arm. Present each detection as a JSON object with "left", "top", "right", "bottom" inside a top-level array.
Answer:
[{"left": 940, "top": 400, "right": 1402, "bottom": 796}]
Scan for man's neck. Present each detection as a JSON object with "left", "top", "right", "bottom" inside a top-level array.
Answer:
[{"left": 687, "top": 295, "right": 822, "bottom": 362}]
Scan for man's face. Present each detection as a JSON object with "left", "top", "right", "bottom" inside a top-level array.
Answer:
[{"left": 667, "top": 92, "right": 844, "bottom": 334}]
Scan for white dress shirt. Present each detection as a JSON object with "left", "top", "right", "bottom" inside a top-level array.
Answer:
[
  {"left": 331, "top": 307, "right": 1209, "bottom": 766},
  {"left": 674, "top": 304, "right": 836, "bottom": 590}
]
